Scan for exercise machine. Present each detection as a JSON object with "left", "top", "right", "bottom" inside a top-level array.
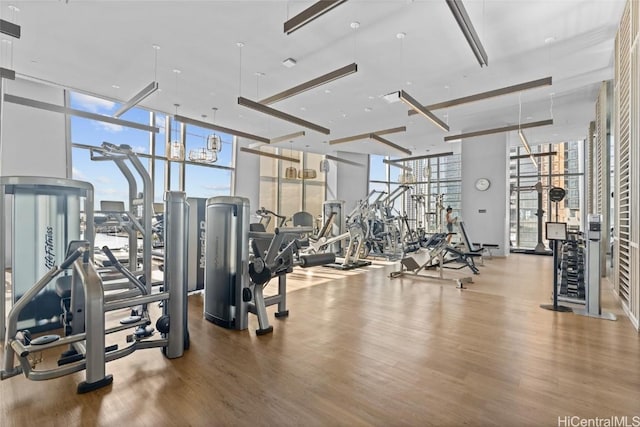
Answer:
[
  {"left": 390, "top": 233, "right": 473, "bottom": 288},
  {"left": 1, "top": 191, "right": 189, "bottom": 393},
  {"left": 248, "top": 227, "right": 335, "bottom": 334},
  {"left": 89, "top": 142, "right": 154, "bottom": 289},
  {"left": 204, "top": 196, "right": 335, "bottom": 334},
  {"left": 573, "top": 214, "right": 616, "bottom": 320},
  {"left": 0, "top": 176, "right": 95, "bottom": 336}
]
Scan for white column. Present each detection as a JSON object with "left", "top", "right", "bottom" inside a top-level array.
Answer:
[{"left": 460, "top": 134, "right": 510, "bottom": 256}]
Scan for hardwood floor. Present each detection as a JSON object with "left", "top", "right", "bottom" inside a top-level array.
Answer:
[{"left": 1, "top": 254, "right": 639, "bottom": 426}]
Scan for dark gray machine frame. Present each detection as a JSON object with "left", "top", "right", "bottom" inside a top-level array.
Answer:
[{"left": 204, "top": 196, "right": 335, "bottom": 335}]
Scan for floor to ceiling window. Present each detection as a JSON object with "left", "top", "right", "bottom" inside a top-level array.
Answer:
[
  {"left": 257, "top": 145, "right": 327, "bottom": 228},
  {"left": 68, "top": 91, "right": 234, "bottom": 209},
  {"left": 509, "top": 140, "right": 585, "bottom": 250},
  {"left": 368, "top": 153, "right": 461, "bottom": 233}
]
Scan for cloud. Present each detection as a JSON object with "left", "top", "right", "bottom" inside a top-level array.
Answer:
[
  {"left": 202, "top": 184, "right": 231, "bottom": 192},
  {"left": 95, "top": 122, "right": 124, "bottom": 133},
  {"left": 96, "top": 176, "right": 112, "bottom": 185},
  {"left": 72, "top": 167, "right": 87, "bottom": 180},
  {"left": 132, "top": 145, "right": 147, "bottom": 154},
  {"left": 73, "top": 93, "right": 115, "bottom": 113}
]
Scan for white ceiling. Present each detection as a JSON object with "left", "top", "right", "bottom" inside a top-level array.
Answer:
[{"left": 1, "top": 0, "right": 626, "bottom": 157}]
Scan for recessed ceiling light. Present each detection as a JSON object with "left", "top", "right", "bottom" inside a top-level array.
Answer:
[
  {"left": 350, "top": 21, "right": 360, "bottom": 29},
  {"left": 544, "top": 36, "right": 556, "bottom": 44},
  {"left": 282, "top": 58, "right": 297, "bottom": 68},
  {"left": 172, "top": 69, "right": 181, "bottom": 74},
  {"left": 152, "top": 44, "right": 161, "bottom": 50},
  {"left": 111, "top": 85, "right": 120, "bottom": 89},
  {"left": 368, "top": 95, "right": 375, "bottom": 100},
  {"left": 364, "top": 107, "right": 373, "bottom": 112},
  {"left": 300, "top": 107, "right": 307, "bottom": 111},
  {"left": 341, "top": 113, "right": 347, "bottom": 118},
  {"left": 324, "top": 89, "right": 331, "bottom": 94},
  {"left": 255, "top": 71, "right": 265, "bottom": 77},
  {"left": 406, "top": 81, "right": 412, "bottom": 86},
  {"left": 396, "top": 32, "right": 406, "bottom": 39}
]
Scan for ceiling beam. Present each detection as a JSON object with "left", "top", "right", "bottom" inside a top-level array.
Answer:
[
  {"left": 329, "top": 126, "right": 406, "bottom": 145},
  {"left": 0, "top": 19, "right": 20, "bottom": 39},
  {"left": 444, "top": 119, "right": 554, "bottom": 142},
  {"left": 445, "top": 0, "right": 488, "bottom": 67},
  {"left": 240, "top": 147, "right": 300, "bottom": 163},
  {"left": 238, "top": 96, "right": 330, "bottom": 135},
  {"left": 284, "top": 0, "right": 348, "bottom": 34},
  {"left": 174, "top": 114, "right": 270, "bottom": 143},
  {"left": 370, "top": 134, "right": 412, "bottom": 155},
  {"left": 409, "top": 76, "right": 553, "bottom": 115},
  {"left": 384, "top": 152, "right": 454, "bottom": 163},
  {"left": 4, "top": 93, "right": 159, "bottom": 133},
  {"left": 0, "top": 68, "right": 16, "bottom": 80},
  {"left": 396, "top": 90, "right": 449, "bottom": 131},
  {"left": 259, "top": 63, "right": 357, "bottom": 105},
  {"left": 325, "top": 154, "right": 364, "bottom": 167},
  {"left": 269, "top": 131, "right": 306, "bottom": 144},
  {"left": 113, "top": 81, "right": 159, "bottom": 118}
]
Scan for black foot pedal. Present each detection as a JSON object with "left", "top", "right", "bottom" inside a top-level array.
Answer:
[
  {"left": 77, "top": 374, "right": 113, "bottom": 394},
  {"left": 274, "top": 310, "right": 289, "bottom": 318},
  {"left": 256, "top": 326, "right": 273, "bottom": 336}
]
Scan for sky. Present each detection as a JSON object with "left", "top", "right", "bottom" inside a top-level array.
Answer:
[{"left": 69, "top": 92, "right": 233, "bottom": 210}]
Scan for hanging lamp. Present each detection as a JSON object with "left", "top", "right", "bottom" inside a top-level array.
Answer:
[{"left": 285, "top": 142, "right": 298, "bottom": 179}]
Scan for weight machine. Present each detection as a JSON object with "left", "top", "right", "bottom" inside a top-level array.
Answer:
[
  {"left": 390, "top": 233, "right": 474, "bottom": 288},
  {"left": 89, "top": 142, "right": 154, "bottom": 289},
  {"left": 1, "top": 191, "right": 189, "bottom": 393},
  {"left": 204, "top": 197, "right": 335, "bottom": 335}
]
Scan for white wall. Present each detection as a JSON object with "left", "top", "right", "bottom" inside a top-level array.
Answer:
[
  {"left": 460, "top": 134, "right": 510, "bottom": 256},
  {"left": 1, "top": 78, "right": 68, "bottom": 178},
  {"left": 325, "top": 151, "right": 369, "bottom": 215},
  {"left": 1, "top": 78, "right": 69, "bottom": 265},
  {"left": 233, "top": 138, "right": 261, "bottom": 212}
]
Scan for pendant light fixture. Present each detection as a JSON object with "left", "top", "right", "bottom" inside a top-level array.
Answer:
[
  {"left": 285, "top": 141, "right": 298, "bottom": 179},
  {"left": 169, "top": 102, "right": 185, "bottom": 161},
  {"left": 206, "top": 108, "right": 222, "bottom": 153}
]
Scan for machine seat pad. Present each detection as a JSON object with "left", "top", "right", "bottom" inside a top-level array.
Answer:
[{"left": 55, "top": 275, "right": 73, "bottom": 299}]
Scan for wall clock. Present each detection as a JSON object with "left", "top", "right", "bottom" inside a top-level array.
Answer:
[{"left": 475, "top": 178, "right": 491, "bottom": 191}]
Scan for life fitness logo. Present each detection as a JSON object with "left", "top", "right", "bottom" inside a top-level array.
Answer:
[{"left": 44, "top": 226, "right": 55, "bottom": 269}]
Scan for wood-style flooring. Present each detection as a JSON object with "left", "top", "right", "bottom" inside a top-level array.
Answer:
[{"left": 1, "top": 254, "right": 639, "bottom": 426}]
